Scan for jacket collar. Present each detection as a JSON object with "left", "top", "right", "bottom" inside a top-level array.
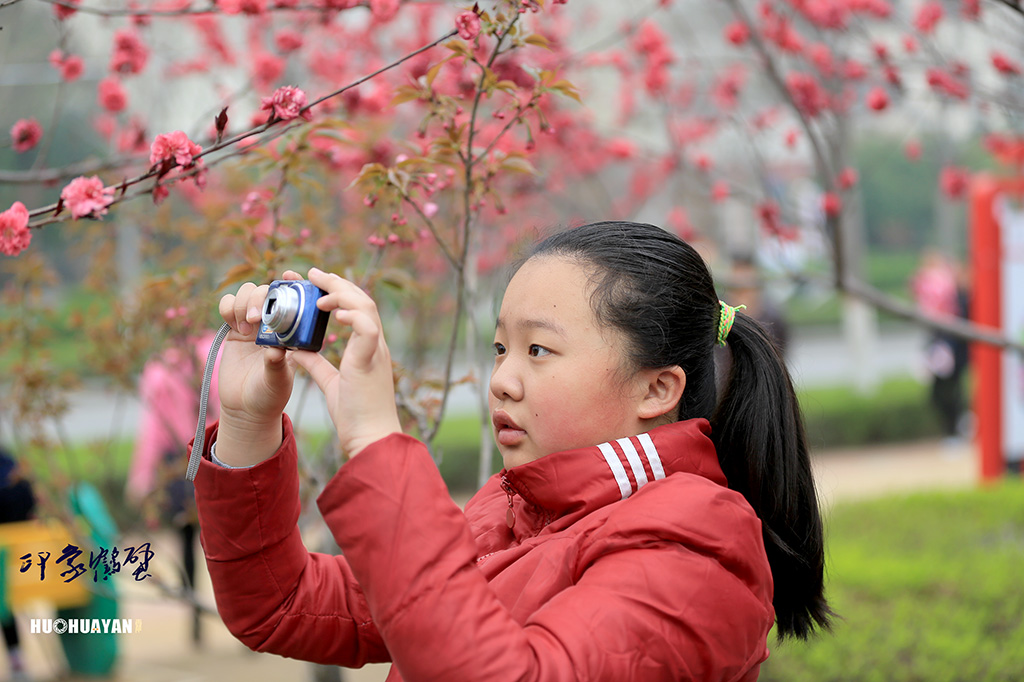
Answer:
[{"left": 500, "top": 418, "right": 725, "bottom": 519}]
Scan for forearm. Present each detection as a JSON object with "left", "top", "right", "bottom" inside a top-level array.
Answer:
[{"left": 193, "top": 416, "right": 388, "bottom": 666}]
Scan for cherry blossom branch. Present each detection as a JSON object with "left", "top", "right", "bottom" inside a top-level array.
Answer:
[
  {"left": 472, "top": 95, "right": 538, "bottom": 165},
  {"left": 840, "top": 276, "right": 1024, "bottom": 355},
  {"left": 24, "top": 28, "right": 458, "bottom": 226},
  {"left": 0, "top": 153, "right": 146, "bottom": 185},
  {"left": 33, "top": 0, "right": 370, "bottom": 18},
  {"left": 401, "top": 194, "right": 458, "bottom": 268},
  {"left": 422, "top": 13, "right": 520, "bottom": 445},
  {"left": 991, "top": 0, "right": 1024, "bottom": 17}
]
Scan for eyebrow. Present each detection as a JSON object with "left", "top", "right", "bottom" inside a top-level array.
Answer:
[{"left": 495, "top": 316, "right": 568, "bottom": 337}]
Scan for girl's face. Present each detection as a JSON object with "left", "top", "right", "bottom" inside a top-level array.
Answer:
[{"left": 489, "top": 256, "right": 652, "bottom": 469}]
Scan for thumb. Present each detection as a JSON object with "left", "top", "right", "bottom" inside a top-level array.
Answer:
[
  {"left": 262, "top": 346, "right": 294, "bottom": 387},
  {"left": 291, "top": 350, "right": 338, "bottom": 395}
]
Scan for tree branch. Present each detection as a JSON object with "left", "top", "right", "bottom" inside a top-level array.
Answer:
[{"left": 23, "top": 28, "right": 457, "bottom": 226}]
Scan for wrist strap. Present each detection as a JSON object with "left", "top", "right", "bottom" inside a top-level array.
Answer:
[{"left": 185, "top": 322, "right": 231, "bottom": 482}]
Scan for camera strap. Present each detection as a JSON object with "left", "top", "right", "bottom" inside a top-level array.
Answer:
[{"left": 185, "top": 322, "right": 231, "bottom": 482}]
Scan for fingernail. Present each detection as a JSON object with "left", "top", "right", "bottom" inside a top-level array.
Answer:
[
  {"left": 309, "top": 267, "right": 322, "bottom": 275},
  {"left": 238, "top": 321, "right": 253, "bottom": 335},
  {"left": 247, "top": 306, "right": 260, "bottom": 321}
]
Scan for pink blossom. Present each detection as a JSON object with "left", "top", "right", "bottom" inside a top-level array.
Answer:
[
  {"left": 606, "top": 138, "right": 635, "bottom": 159},
  {"left": 667, "top": 207, "right": 694, "bottom": 240},
  {"left": 808, "top": 43, "right": 834, "bottom": 76},
  {"left": 992, "top": 52, "right": 1021, "bottom": 76},
  {"left": 838, "top": 168, "right": 859, "bottom": 190},
  {"left": 962, "top": 0, "right": 980, "bottom": 19},
  {"left": 260, "top": 85, "right": 313, "bottom": 122},
  {"left": 251, "top": 52, "right": 285, "bottom": 90},
  {"left": 110, "top": 29, "right": 149, "bottom": 75},
  {"left": 902, "top": 35, "right": 918, "bottom": 53},
  {"left": 60, "top": 176, "right": 116, "bottom": 219},
  {"left": 274, "top": 29, "right": 304, "bottom": 53},
  {"left": 926, "top": 68, "right": 969, "bottom": 100},
  {"left": 54, "top": 0, "right": 80, "bottom": 19},
  {"left": 370, "top": 0, "right": 400, "bottom": 22},
  {"left": 711, "top": 181, "right": 730, "bottom": 203},
  {"left": 866, "top": 86, "right": 889, "bottom": 111},
  {"left": 242, "top": 190, "right": 272, "bottom": 218},
  {"left": 940, "top": 166, "right": 970, "bottom": 200},
  {"left": 724, "top": 21, "right": 749, "bottom": 46},
  {"left": 11, "top": 118, "right": 43, "bottom": 153},
  {"left": 422, "top": 202, "right": 439, "bottom": 218},
  {"left": 784, "top": 129, "right": 799, "bottom": 148},
  {"left": 913, "top": 1, "right": 944, "bottom": 34},
  {"left": 786, "top": 72, "right": 828, "bottom": 118},
  {"left": 218, "top": 0, "right": 267, "bottom": 13},
  {"left": 98, "top": 77, "right": 128, "bottom": 112},
  {"left": 456, "top": 11, "right": 481, "bottom": 41},
  {"left": 822, "top": 192, "right": 842, "bottom": 217},
  {"left": 712, "top": 66, "right": 746, "bottom": 111},
  {"left": 0, "top": 202, "right": 31, "bottom": 256},
  {"left": 150, "top": 130, "right": 203, "bottom": 167},
  {"left": 49, "top": 50, "right": 84, "bottom": 81},
  {"left": 842, "top": 59, "right": 867, "bottom": 80},
  {"left": 905, "top": 139, "right": 922, "bottom": 161}
]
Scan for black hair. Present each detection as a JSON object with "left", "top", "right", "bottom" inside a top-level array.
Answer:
[{"left": 524, "top": 220, "right": 832, "bottom": 640}]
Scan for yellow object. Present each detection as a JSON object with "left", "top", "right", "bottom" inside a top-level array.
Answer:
[{"left": 0, "top": 520, "right": 91, "bottom": 611}]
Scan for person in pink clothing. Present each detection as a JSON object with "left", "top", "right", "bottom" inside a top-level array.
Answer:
[
  {"left": 128, "top": 332, "right": 219, "bottom": 645},
  {"left": 194, "top": 221, "right": 832, "bottom": 680}
]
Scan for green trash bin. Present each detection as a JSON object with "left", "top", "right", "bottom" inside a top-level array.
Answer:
[{"left": 56, "top": 482, "right": 121, "bottom": 677}]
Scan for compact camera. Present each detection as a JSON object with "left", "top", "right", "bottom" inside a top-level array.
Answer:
[{"left": 255, "top": 279, "right": 330, "bottom": 351}]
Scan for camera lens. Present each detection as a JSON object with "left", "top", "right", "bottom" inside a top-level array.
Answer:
[{"left": 262, "top": 284, "right": 301, "bottom": 334}]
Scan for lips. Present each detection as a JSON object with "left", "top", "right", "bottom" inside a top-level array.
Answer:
[{"left": 492, "top": 410, "right": 526, "bottom": 446}]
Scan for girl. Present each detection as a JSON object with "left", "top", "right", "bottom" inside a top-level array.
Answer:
[{"left": 194, "top": 221, "right": 832, "bottom": 681}]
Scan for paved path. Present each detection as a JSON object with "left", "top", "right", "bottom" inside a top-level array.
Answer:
[{"left": 7, "top": 437, "right": 979, "bottom": 682}]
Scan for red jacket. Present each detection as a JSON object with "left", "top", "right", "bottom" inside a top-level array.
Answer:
[{"left": 194, "top": 416, "right": 774, "bottom": 681}]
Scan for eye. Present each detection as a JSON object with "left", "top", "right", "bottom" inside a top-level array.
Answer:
[
  {"left": 493, "top": 342, "right": 506, "bottom": 356},
  {"left": 528, "top": 344, "right": 551, "bottom": 357}
]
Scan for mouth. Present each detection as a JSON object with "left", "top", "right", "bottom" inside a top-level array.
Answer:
[{"left": 492, "top": 410, "right": 526, "bottom": 446}]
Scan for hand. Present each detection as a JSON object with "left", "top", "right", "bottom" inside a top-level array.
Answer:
[
  {"left": 291, "top": 268, "right": 402, "bottom": 458},
  {"left": 214, "top": 270, "right": 303, "bottom": 465}
]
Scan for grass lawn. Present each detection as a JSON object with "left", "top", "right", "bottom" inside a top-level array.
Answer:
[{"left": 760, "top": 481, "right": 1024, "bottom": 681}]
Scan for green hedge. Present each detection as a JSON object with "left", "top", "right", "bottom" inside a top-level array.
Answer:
[
  {"left": 800, "top": 376, "right": 947, "bottom": 450},
  {"left": 761, "top": 481, "right": 1024, "bottom": 681}
]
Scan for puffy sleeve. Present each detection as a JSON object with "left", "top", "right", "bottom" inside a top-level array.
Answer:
[
  {"left": 192, "top": 415, "right": 389, "bottom": 668},
  {"left": 319, "top": 434, "right": 772, "bottom": 682}
]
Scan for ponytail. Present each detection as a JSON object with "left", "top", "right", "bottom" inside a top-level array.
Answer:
[{"left": 711, "top": 311, "right": 833, "bottom": 639}]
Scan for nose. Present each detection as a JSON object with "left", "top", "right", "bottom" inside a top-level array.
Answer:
[{"left": 489, "top": 355, "right": 524, "bottom": 403}]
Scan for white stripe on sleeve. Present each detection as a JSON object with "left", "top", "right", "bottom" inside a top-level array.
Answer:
[
  {"left": 636, "top": 432, "right": 666, "bottom": 480},
  {"left": 598, "top": 442, "right": 633, "bottom": 500},
  {"left": 616, "top": 437, "right": 649, "bottom": 489}
]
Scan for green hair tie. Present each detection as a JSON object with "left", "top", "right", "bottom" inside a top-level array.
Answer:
[{"left": 717, "top": 301, "right": 746, "bottom": 347}]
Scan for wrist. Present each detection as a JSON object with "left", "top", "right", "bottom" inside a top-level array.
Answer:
[
  {"left": 345, "top": 419, "right": 403, "bottom": 459},
  {"left": 216, "top": 409, "right": 284, "bottom": 467}
]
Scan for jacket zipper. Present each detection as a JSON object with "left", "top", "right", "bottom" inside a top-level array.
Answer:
[{"left": 500, "top": 475, "right": 516, "bottom": 528}]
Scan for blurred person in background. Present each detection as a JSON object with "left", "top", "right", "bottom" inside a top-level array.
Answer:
[
  {"left": 0, "top": 445, "right": 36, "bottom": 682},
  {"left": 127, "top": 332, "right": 219, "bottom": 646},
  {"left": 910, "top": 250, "right": 970, "bottom": 444}
]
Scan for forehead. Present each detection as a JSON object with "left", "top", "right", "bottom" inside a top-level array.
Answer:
[{"left": 498, "top": 256, "right": 597, "bottom": 331}]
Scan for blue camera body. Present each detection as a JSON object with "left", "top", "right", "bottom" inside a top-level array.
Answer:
[{"left": 255, "top": 279, "right": 330, "bottom": 351}]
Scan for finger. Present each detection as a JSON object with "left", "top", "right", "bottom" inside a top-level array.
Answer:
[
  {"left": 308, "top": 269, "right": 377, "bottom": 315},
  {"left": 335, "top": 309, "right": 383, "bottom": 367},
  {"left": 245, "top": 284, "right": 270, "bottom": 327},
  {"left": 282, "top": 270, "right": 303, "bottom": 281},
  {"left": 228, "top": 283, "right": 256, "bottom": 335},
  {"left": 291, "top": 349, "right": 339, "bottom": 395}
]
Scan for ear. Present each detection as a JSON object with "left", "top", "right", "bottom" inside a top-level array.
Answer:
[{"left": 636, "top": 366, "right": 686, "bottom": 421}]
